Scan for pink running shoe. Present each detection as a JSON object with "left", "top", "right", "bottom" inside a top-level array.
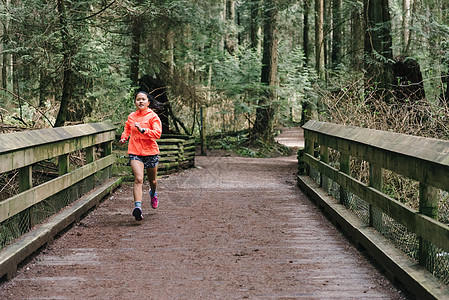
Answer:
[
  {"left": 151, "top": 195, "right": 158, "bottom": 209},
  {"left": 132, "top": 207, "right": 143, "bottom": 221}
]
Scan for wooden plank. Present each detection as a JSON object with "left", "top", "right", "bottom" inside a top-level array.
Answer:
[
  {"left": 0, "top": 122, "right": 115, "bottom": 154},
  {"left": 0, "top": 131, "right": 115, "bottom": 173},
  {"left": 158, "top": 138, "right": 185, "bottom": 144},
  {"left": 303, "top": 121, "right": 449, "bottom": 191},
  {"left": 159, "top": 144, "right": 179, "bottom": 151}
]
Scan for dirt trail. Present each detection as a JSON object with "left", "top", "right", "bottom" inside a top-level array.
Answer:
[{"left": 0, "top": 129, "right": 408, "bottom": 299}]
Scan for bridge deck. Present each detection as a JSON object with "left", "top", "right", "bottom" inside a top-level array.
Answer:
[{"left": 0, "top": 128, "right": 408, "bottom": 299}]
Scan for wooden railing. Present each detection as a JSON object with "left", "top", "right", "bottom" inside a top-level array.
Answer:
[
  {"left": 297, "top": 120, "right": 449, "bottom": 298},
  {"left": 0, "top": 121, "right": 120, "bottom": 280}
]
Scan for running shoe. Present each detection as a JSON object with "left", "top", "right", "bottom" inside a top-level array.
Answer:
[
  {"left": 151, "top": 194, "right": 158, "bottom": 209},
  {"left": 132, "top": 207, "right": 143, "bottom": 221}
]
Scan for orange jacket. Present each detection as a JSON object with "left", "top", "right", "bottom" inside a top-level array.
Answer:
[{"left": 121, "top": 108, "right": 162, "bottom": 156}]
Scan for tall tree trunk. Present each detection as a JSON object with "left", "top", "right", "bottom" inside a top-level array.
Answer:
[
  {"left": 364, "top": 0, "right": 393, "bottom": 91},
  {"left": 303, "top": 0, "right": 310, "bottom": 63},
  {"left": 253, "top": 0, "right": 278, "bottom": 142},
  {"left": 166, "top": 29, "right": 174, "bottom": 76},
  {"left": 0, "top": 16, "right": 5, "bottom": 90},
  {"left": 332, "top": 0, "right": 342, "bottom": 69},
  {"left": 315, "top": 0, "right": 325, "bottom": 80},
  {"left": 130, "top": 17, "right": 142, "bottom": 87},
  {"left": 444, "top": 67, "right": 449, "bottom": 105},
  {"left": 250, "top": 0, "right": 261, "bottom": 52},
  {"left": 402, "top": 0, "right": 411, "bottom": 54},
  {"left": 54, "top": 0, "right": 73, "bottom": 127},
  {"left": 225, "top": 0, "right": 237, "bottom": 55},
  {"left": 324, "top": 0, "right": 329, "bottom": 72},
  {"left": 12, "top": 53, "right": 19, "bottom": 107},
  {"left": 1, "top": 0, "right": 10, "bottom": 90},
  {"left": 39, "top": 69, "right": 46, "bottom": 107},
  {"left": 1, "top": 53, "right": 6, "bottom": 90},
  {"left": 350, "top": 0, "right": 363, "bottom": 71},
  {"left": 403, "top": 0, "right": 416, "bottom": 55}
]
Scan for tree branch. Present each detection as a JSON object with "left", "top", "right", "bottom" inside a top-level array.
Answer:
[
  {"left": 0, "top": 87, "right": 54, "bottom": 127},
  {"left": 73, "top": 0, "right": 117, "bottom": 22}
]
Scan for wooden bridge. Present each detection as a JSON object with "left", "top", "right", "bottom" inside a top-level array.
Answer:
[{"left": 0, "top": 122, "right": 448, "bottom": 299}]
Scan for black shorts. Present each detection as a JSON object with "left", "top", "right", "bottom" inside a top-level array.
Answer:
[{"left": 129, "top": 154, "right": 159, "bottom": 169}]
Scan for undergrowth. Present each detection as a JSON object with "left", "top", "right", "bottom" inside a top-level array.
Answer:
[
  {"left": 318, "top": 79, "right": 449, "bottom": 221},
  {"left": 205, "top": 131, "right": 292, "bottom": 158}
]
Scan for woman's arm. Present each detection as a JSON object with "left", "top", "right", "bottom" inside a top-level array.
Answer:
[
  {"left": 142, "top": 115, "right": 162, "bottom": 139},
  {"left": 120, "top": 114, "right": 133, "bottom": 142}
]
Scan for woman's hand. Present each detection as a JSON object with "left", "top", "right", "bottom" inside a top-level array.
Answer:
[
  {"left": 119, "top": 138, "right": 127, "bottom": 144},
  {"left": 134, "top": 122, "right": 145, "bottom": 133}
]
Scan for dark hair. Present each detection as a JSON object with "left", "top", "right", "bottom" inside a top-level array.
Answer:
[{"left": 135, "top": 91, "right": 163, "bottom": 111}]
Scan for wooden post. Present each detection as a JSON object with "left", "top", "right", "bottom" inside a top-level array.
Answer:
[
  {"left": 320, "top": 146, "right": 329, "bottom": 192},
  {"left": 178, "top": 140, "right": 184, "bottom": 171},
  {"left": 18, "top": 165, "right": 33, "bottom": 230},
  {"left": 200, "top": 105, "right": 207, "bottom": 156},
  {"left": 58, "top": 154, "right": 69, "bottom": 176},
  {"left": 18, "top": 165, "right": 32, "bottom": 192},
  {"left": 418, "top": 182, "right": 439, "bottom": 267},
  {"left": 369, "top": 163, "right": 382, "bottom": 227},
  {"left": 103, "top": 141, "right": 112, "bottom": 157},
  {"left": 297, "top": 148, "right": 306, "bottom": 175},
  {"left": 86, "top": 146, "right": 95, "bottom": 163},
  {"left": 339, "top": 153, "right": 350, "bottom": 205},
  {"left": 85, "top": 146, "right": 95, "bottom": 191},
  {"left": 100, "top": 141, "right": 113, "bottom": 179},
  {"left": 304, "top": 136, "right": 314, "bottom": 176}
]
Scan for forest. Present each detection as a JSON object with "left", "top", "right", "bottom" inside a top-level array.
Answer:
[{"left": 0, "top": 0, "right": 448, "bottom": 151}]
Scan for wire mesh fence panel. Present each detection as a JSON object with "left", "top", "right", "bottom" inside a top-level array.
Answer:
[
  {"left": 351, "top": 195, "right": 370, "bottom": 225},
  {"left": 306, "top": 168, "right": 449, "bottom": 285},
  {"left": 0, "top": 170, "right": 111, "bottom": 251},
  {"left": 0, "top": 123, "right": 116, "bottom": 252},
  {"left": 439, "top": 191, "right": 449, "bottom": 225},
  {"left": 430, "top": 244, "right": 449, "bottom": 284}
]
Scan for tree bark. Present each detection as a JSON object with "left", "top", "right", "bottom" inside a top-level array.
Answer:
[
  {"left": 12, "top": 53, "right": 20, "bottom": 119},
  {"left": 332, "top": 0, "right": 342, "bottom": 68},
  {"left": 364, "top": 0, "right": 393, "bottom": 91},
  {"left": 315, "top": 0, "right": 325, "bottom": 80},
  {"left": 402, "top": 0, "right": 411, "bottom": 53},
  {"left": 1, "top": 0, "right": 10, "bottom": 90},
  {"left": 253, "top": 0, "right": 278, "bottom": 143},
  {"left": 130, "top": 17, "right": 142, "bottom": 87},
  {"left": 250, "top": 0, "right": 262, "bottom": 52},
  {"left": 54, "top": 0, "right": 73, "bottom": 127},
  {"left": 224, "top": 0, "right": 237, "bottom": 55},
  {"left": 303, "top": 0, "right": 310, "bottom": 63},
  {"left": 350, "top": 0, "right": 363, "bottom": 70},
  {"left": 166, "top": 29, "right": 174, "bottom": 76}
]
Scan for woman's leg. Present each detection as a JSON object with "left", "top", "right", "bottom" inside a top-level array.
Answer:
[
  {"left": 146, "top": 166, "right": 158, "bottom": 208},
  {"left": 131, "top": 159, "right": 145, "bottom": 203},
  {"left": 146, "top": 166, "right": 158, "bottom": 194}
]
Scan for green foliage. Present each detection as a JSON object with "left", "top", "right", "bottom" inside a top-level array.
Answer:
[
  {"left": 278, "top": 45, "right": 318, "bottom": 125},
  {"left": 1, "top": 0, "right": 449, "bottom": 141},
  {"left": 212, "top": 48, "right": 264, "bottom": 117},
  {"left": 207, "top": 130, "right": 291, "bottom": 158}
]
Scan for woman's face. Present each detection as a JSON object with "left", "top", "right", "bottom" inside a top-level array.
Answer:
[{"left": 135, "top": 93, "right": 149, "bottom": 111}]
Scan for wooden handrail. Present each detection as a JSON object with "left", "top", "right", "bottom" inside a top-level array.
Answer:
[
  {"left": 0, "top": 121, "right": 116, "bottom": 225},
  {"left": 299, "top": 120, "right": 449, "bottom": 264}
]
